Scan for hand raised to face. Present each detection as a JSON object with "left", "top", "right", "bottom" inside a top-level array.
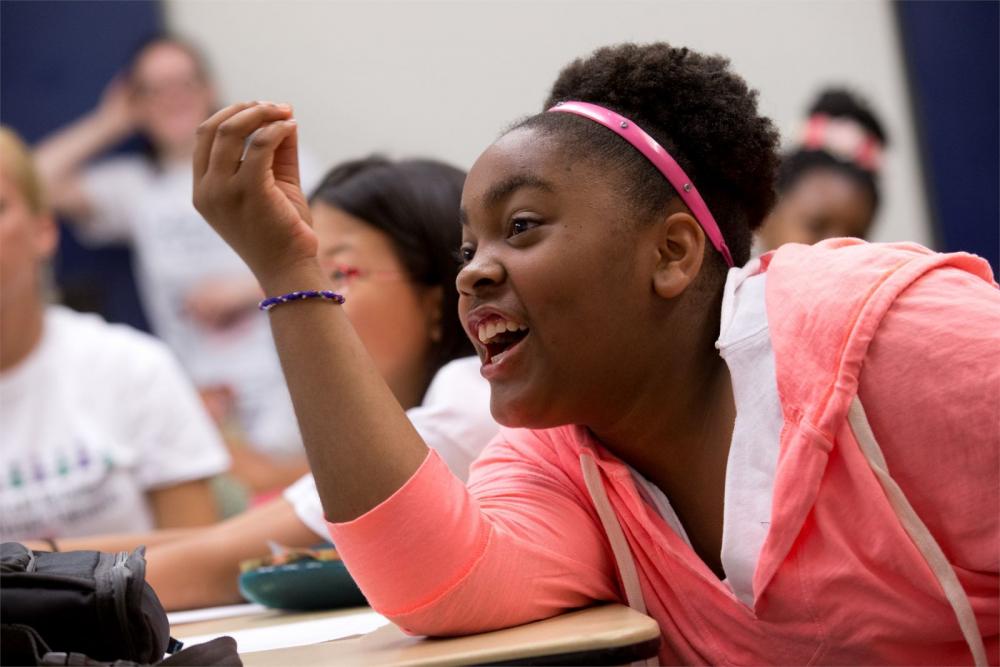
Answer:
[
  {"left": 192, "top": 101, "right": 319, "bottom": 286},
  {"left": 96, "top": 74, "right": 138, "bottom": 135}
]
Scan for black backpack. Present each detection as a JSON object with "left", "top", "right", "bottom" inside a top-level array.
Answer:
[{"left": 0, "top": 542, "right": 240, "bottom": 667}]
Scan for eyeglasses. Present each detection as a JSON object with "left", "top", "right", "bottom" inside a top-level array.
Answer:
[
  {"left": 133, "top": 76, "right": 205, "bottom": 100},
  {"left": 327, "top": 264, "right": 408, "bottom": 293}
]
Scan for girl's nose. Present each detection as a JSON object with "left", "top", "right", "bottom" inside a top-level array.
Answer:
[{"left": 456, "top": 249, "right": 505, "bottom": 296}]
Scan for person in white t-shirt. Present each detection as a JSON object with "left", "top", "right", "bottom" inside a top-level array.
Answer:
[
  {"left": 0, "top": 126, "right": 230, "bottom": 541},
  {"left": 34, "top": 36, "right": 319, "bottom": 492},
  {"left": 40, "top": 157, "right": 499, "bottom": 611}
]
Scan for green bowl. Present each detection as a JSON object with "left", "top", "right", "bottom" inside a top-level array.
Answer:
[{"left": 238, "top": 558, "right": 368, "bottom": 611}]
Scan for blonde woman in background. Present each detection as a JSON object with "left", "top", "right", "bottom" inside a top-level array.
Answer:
[{"left": 0, "top": 126, "right": 229, "bottom": 541}]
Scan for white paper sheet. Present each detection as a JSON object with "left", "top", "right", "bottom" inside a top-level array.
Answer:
[
  {"left": 177, "top": 610, "right": 390, "bottom": 654},
  {"left": 168, "top": 603, "right": 267, "bottom": 626}
]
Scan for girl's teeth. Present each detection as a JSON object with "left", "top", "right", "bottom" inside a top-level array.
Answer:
[{"left": 477, "top": 318, "right": 528, "bottom": 344}]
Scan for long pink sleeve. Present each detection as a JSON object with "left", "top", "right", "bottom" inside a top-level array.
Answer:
[{"left": 327, "top": 430, "right": 621, "bottom": 635}]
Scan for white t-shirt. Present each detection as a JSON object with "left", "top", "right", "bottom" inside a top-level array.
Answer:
[
  {"left": 629, "top": 258, "right": 782, "bottom": 606},
  {"left": 77, "top": 155, "right": 319, "bottom": 456},
  {"left": 0, "top": 306, "right": 231, "bottom": 541},
  {"left": 284, "top": 357, "right": 497, "bottom": 539}
]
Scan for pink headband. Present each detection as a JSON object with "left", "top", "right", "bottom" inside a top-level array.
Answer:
[
  {"left": 548, "top": 100, "right": 734, "bottom": 267},
  {"left": 800, "top": 113, "right": 883, "bottom": 172}
]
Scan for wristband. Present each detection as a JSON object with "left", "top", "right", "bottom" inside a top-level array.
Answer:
[{"left": 259, "top": 290, "right": 345, "bottom": 312}]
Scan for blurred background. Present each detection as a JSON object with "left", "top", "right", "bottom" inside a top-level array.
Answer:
[{"left": 3, "top": 0, "right": 998, "bottom": 330}]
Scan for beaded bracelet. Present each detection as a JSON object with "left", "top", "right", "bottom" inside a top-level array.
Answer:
[{"left": 258, "top": 290, "right": 346, "bottom": 312}]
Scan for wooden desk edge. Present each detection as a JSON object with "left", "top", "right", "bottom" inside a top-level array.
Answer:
[{"left": 239, "top": 604, "right": 660, "bottom": 667}]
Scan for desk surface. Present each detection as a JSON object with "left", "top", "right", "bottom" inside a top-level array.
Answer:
[{"left": 172, "top": 604, "right": 660, "bottom": 666}]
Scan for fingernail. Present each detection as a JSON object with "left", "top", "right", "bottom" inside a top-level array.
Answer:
[{"left": 277, "top": 103, "right": 292, "bottom": 110}]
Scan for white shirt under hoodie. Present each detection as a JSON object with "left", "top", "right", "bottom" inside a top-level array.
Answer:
[{"left": 629, "top": 258, "right": 783, "bottom": 606}]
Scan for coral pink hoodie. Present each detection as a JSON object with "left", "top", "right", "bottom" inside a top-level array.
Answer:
[{"left": 329, "top": 240, "right": 999, "bottom": 665}]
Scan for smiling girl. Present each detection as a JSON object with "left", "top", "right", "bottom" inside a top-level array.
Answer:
[{"left": 191, "top": 44, "right": 997, "bottom": 664}]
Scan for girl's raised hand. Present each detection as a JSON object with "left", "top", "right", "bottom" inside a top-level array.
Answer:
[
  {"left": 96, "top": 74, "right": 137, "bottom": 136},
  {"left": 193, "top": 102, "right": 319, "bottom": 287}
]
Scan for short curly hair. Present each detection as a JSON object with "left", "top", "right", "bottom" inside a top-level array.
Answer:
[{"left": 514, "top": 43, "right": 780, "bottom": 272}]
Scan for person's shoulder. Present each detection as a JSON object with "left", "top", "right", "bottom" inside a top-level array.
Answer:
[
  {"left": 88, "top": 153, "right": 154, "bottom": 173},
  {"left": 429, "top": 356, "right": 483, "bottom": 385},
  {"left": 466, "top": 424, "right": 598, "bottom": 500},
  {"left": 764, "top": 239, "right": 996, "bottom": 362},
  {"left": 83, "top": 154, "right": 156, "bottom": 189},
  {"left": 767, "top": 239, "right": 996, "bottom": 336},
  {"left": 48, "top": 306, "right": 179, "bottom": 373},
  {"left": 487, "top": 424, "right": 592, "bottom": 467},
  {"left": 764, "top": 240, "right": 998, "bottom": 434},
  {"left": 766, "top": 238, "right": 995, "bottom": 292},
  {"left": 422, "top": 356, "right": 489, "bottom": 406},
  {"left": 410, "top": 357, "right": 497, "bottom": 466}
]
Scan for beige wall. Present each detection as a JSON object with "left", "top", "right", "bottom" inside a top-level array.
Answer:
[{"left": 166, "top": 0, "right": 931, "bottom": 246}]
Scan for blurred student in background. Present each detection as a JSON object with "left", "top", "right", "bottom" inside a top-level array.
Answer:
[
  {"left": 35, "top": 157, "right": 498, "bottom": 611},
  {"left": 0, "top": 126, "right": 229, "bottom": 542},
  {"left": 33, "top": 36, "right": 313, "bottom": 494},
  {"left": 756, "top": 88, "right": 888, "bottom": 252}
]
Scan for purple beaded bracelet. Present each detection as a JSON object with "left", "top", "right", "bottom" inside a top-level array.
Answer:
[{"left": 258, "top": 290, "right": 346, "bottom": 312}]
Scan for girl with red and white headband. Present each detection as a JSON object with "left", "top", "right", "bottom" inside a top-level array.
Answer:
[{"left": 758, "top": 88, "right": 889, "bottom": 251}]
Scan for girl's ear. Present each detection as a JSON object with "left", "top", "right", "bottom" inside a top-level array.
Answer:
[
  {"left": 652, "top": 211, "right": 706, "bottom": 299},
  {"left": 423, "top": 285, "right": 444, "bottom": 343},
  {"left": 34, "top": 213, "right": 59, "bottom": 261}
]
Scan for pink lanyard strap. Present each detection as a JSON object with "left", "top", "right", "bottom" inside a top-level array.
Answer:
[{"left": 549, "top": 101, "right": 734, "bottom": 268}]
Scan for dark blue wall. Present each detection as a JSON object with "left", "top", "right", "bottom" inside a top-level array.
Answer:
[
  {"left": 1, "top": 0, "right": 162, "bottom": 329},
  {"left": 896, "top": 0, "right": 1000, "bottom": 274}
]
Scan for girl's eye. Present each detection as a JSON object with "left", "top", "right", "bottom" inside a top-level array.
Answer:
[
  {"left": 510, "top": 218, "right": 539, "bottom": 237},
  {"left": 455, "top": 245, "right": 476, "bottom": 265},
  {"left": 330, "top": 266, "right": 360, "bottom": 283}
]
